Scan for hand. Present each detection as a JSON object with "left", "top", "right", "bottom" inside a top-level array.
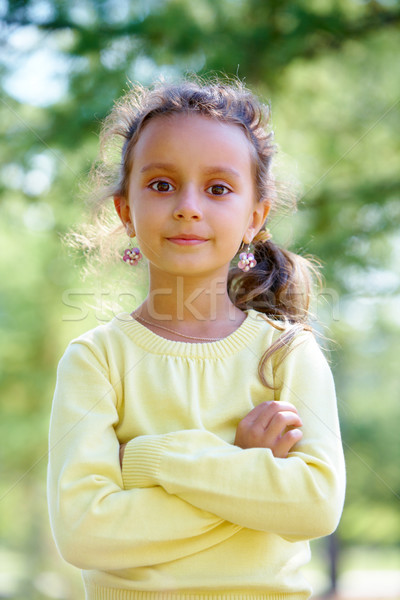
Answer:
[
  {"left": 234, "top": 401, "right": 303, "bottom": 458},
  {"left": 119, "top": 443, "right": 127, "bottom": 468}
]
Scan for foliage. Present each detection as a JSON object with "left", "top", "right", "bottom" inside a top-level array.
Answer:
[{"left": 1, "top": 0, "right": 399, "bottom": 597}]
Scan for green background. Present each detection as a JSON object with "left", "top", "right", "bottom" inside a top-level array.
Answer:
[{"left": 1, "top": 1, "right": 399, "bottom": 598}]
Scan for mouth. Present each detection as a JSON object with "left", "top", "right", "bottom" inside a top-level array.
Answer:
[{"left": 166, "top": 234, "right": 208, "bottom": 245}]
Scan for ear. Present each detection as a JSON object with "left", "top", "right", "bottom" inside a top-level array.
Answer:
[
  {"left": 243, "top": 201, "right": 271, "bottom": 244},
  {"left": 114, "top": 195, "right": 134, "bottom": 233}
]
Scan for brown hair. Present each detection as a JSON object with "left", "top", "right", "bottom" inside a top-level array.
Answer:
[{"left": 82, "top": 76, "right": 320, "bottom": 385}]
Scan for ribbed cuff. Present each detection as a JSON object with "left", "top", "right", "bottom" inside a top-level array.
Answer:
[
  {"left": 121, "top": 435, "right": 170, "bottom": 489},
  {"left": 85, "top": 582, "right": 310, "bottom": 600}
]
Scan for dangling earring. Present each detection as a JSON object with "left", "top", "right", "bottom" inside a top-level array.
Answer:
[
  {"left": 238, "top": 243, "right": 257, "bottom": 272},
  {"left": 123, "top": 224, "right": 142, "bottom": 266},
  {"left": 123, "top": 245, "right": 142, "bottom": 266}
]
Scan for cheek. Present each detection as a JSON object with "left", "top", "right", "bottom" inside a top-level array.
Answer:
[
  {"left": 129, "top": 199, "right": 152, "bottom": 227},
  {"left": 219, "top": 222, "right": 247, "bottom": 255},
  {"left": 131, "top": 207, "right": 163, "bottom": 255}
]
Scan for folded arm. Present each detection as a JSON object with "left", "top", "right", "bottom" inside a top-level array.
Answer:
[
  {"left": 47, "top": 341, "right": 238, "bottom": 571},
  {"left": 121, "top": 332, "right": 346, "bottom": 541}
]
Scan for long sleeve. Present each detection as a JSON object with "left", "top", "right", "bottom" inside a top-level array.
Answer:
[
  {"left": 47, "top": 340, "right": 239, "bottom": 571},
  {"left": 121, "top": 331, "right": 346, "bottom": 541}
]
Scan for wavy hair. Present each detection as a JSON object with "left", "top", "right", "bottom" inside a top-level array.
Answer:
[{"left": 75, "top": 75, "right": 321, "bottom": 385}]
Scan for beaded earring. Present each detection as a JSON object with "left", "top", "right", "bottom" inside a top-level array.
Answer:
[
  {"left": 123, "top": 245, "right": 142, "bottom": 266},
  {"left": 238, "top": 243, "right": 257, "bottom": 272},
  {"left": 123, "top": 224, "right": 142, "bottom": 266}
]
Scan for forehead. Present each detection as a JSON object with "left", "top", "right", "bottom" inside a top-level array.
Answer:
[{"left": 131, "top": 112, "right": 254, "bottom": 173}]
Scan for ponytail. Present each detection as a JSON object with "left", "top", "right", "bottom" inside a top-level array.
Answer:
[{"left": 228, "top": 235, "right": 320, "bottom": 387}]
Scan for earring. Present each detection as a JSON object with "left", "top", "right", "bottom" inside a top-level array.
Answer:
[
  {"left": 238, "top": 243, "right": 257, "bottom": 272},
  {"left": 123, "top": 245, "right": 142, "bottom": 266},
  {"left": 123, "top": 224, "right": 142, "bottom": 266}
]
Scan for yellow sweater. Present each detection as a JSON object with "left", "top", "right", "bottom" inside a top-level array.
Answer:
[{"left": 48, "top": 309, "right": 345, "bottom": 600}]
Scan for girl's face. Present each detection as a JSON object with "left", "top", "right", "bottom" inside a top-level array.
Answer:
[{"left": 116, "top": 113, "right": 269, "bottom": 281}]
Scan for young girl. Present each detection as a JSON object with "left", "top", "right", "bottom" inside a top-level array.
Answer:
[{"left": 48, "top": 78, "right": 346, "bottom": 600}]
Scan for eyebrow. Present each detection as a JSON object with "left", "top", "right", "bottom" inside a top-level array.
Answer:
[
  {"left": 140, "top": 162, "right": 178, "bottom": 173},
  {"left": 202, "top": 166, "right": 241, "bottom": 179},
  {"left": 140, "top": 163, "right": 241, "bottom": 179}
]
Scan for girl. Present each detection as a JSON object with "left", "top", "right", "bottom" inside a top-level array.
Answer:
[{"left": 48, "top": 78, "right": 346, "bottom": 600}]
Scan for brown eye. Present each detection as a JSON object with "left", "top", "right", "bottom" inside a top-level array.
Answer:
[
  {"left": 207, "top": 185, "right": 229, "bottom": 196},
  {"left": 150, "top": 181, "right": 174, "bottom": 192}
]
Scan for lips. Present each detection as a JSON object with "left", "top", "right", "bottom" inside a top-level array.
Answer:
[
  {"left": 167, "top": 234, "right": 208, "bottom": 240},
  {"left": 167, "top": 234, "right": 208, "bottom": 245}
]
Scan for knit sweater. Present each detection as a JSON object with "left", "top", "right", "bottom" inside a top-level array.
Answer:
[{"left": 47, "top": 309, "right": 346, "bottom": 600}]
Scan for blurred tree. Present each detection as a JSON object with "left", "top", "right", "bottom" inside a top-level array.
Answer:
[{"left": 1, "top": 0, "right": 399, "bottom": 597}]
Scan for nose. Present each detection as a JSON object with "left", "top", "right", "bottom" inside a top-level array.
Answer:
[{"left": 173, "top": 185, "right": 203, "bottom": 221}]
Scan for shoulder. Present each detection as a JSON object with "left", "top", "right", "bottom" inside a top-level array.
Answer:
[
  {"left": 247, "top": 309, "right": 328, "bottom": 367},
  {"left": 246, "top": 309, "right": 316, "bottom": 346},
  {"left": 58, "top": 313, "right": 136, "bottom": 373},
  {"left": 271, "top": 325, "right": 334, "bottom": 390}
]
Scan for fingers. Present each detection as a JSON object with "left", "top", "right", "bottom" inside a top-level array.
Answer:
[
  {"left": 234, "top": 401, "right": 303, "bottom": 456},
  {"left": 267, "top": 408, "right": 303, "bottom": 440},
  {"left": 245, "top": 401, "right": 301, "bottom": 429},
  {"left": 119, "top": 443, "right": 127, "bottom": 467},
  {"left": 256, "top": 408, "right": 303, "bottom": 456},
  {"left": 273, "top": 428, "right": 303, "bottom": 459}
]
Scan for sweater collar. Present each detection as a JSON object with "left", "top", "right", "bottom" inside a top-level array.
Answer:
[{"left": 112, "top": 309, "right": 268, "bottom": 359}]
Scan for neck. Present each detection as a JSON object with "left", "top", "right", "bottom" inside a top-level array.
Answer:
[{"left": 134, "top": 270, "right": 244, "bottom": 333}]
